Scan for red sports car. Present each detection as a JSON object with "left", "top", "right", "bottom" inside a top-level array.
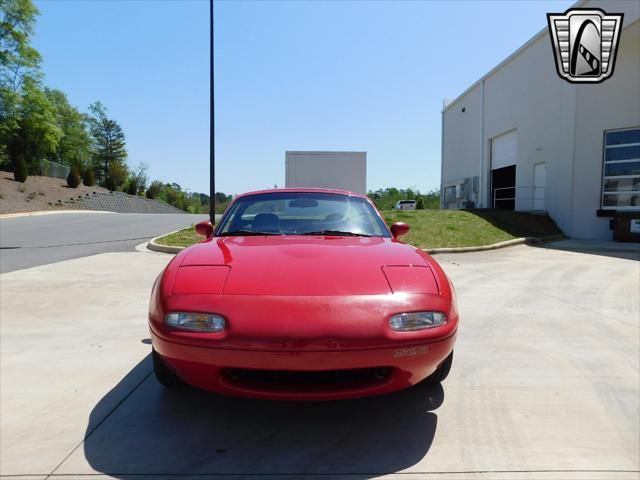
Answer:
[{"left": 149, "top": 189, "right": 458, "bottom": 400}]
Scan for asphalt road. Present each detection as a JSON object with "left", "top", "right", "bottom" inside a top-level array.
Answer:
[
  {"left": 0, "top": 212, "right": 209, "bottom": 273},
  {"left": 1, "top": 241, "right": 638, "bottom": 478}
]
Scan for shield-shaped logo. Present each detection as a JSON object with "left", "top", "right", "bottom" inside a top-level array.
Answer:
[{"left": 547, "top": 8, "right": 623, "bottom": 84}]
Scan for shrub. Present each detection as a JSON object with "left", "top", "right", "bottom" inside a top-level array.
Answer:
[
  {"left": 416, "top": 197, "right": 425, "bottom": 209},
  {"left": 13, "top": 156, "right": 28, "bottom": 183},
  {"left": 82, "top": 168, "right": 96, "bottom": 186},
  {"left": 126, "top": 178, "right": 138, "bottom": 195},
  {"left": 146, "top": 180, "right": 162, "bottom": 199},
  {"left": 67, "top": 167, "right": 81, "bottom": 188},
  {"left": 104, "top": 161, "right": 129, "bottom": 191}
]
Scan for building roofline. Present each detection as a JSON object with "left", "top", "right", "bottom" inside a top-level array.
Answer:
[
  {"left": 285, "top": 151, "right": 367, "bottom": 155},
  {"left": 442, "top": 0, "right": 588, "bottom": 113},
  {"left": 234, "top": 187, "right": 367, "bottom": 198}
]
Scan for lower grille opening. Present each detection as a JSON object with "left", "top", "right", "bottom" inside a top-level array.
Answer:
[{"left": 221, "top": 367, "right": 393, "bottom": 392}]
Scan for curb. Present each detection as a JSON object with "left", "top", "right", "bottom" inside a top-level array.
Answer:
[
  {"left": 0, "top": 209, "right": 114, "bottom": 220},
  {"left": 423, "top": 234, "right": 565, "bottom": 254},
  {"left": 147, "top": 228, "right": 192, "bottom": 254},
  {"left": 148, "top": 230, "right": 566, "bottom": 255}
]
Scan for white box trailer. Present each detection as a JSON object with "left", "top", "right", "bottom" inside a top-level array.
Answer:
[{"left": 285, "top": 151, "right": 366, "bottom": 194}]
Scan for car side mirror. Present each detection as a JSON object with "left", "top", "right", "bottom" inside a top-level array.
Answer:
[
  {"left": 195, "top": 220, "right": 214, "bottom": 238},
  {"left": 390, "top": 222, "right": 410, "bottom": 238}
]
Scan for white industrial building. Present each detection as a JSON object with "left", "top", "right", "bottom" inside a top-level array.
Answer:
[
  {"left": 440, "top": 0, "right": 639, "bottom": 240},
  {"left": 285, "top": 151, "right": 367, "bottom": 194}
]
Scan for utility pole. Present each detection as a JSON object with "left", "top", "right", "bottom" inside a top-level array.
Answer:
[{"left": 209, "top": 0, "right": 215, "bottom": 224}]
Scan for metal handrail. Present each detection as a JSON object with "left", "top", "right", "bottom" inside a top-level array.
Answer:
[
  {"left": 493, "top": 186, "right": 516, "bottom": 208},
  {"left": 492, "top": 186, "right": 546, "bottom": 209}
]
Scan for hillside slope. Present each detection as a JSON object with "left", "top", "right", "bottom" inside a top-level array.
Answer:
[{"left": 0, "top": 173, "right": 110, "bottom": 214}]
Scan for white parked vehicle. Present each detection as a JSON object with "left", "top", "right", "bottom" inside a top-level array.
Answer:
[{"left": 393, "top": 200, "right": 417, "bottom": 211}]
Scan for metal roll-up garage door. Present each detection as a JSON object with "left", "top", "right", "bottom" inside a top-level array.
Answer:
[
  {"left": 491, "top": 130, "right": 517, "bottom": 209},
  {"left": 491, "top": 130, "right": 517, "bottom": 170}
]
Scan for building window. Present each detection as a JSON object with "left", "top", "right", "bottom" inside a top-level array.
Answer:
[{"left": 602, "top": 128, "right": 640, "bottom": 210}]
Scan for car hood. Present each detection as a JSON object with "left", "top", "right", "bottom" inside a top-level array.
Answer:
[{"left": 176, "top": 236, "right": 437, "bottom": 296}]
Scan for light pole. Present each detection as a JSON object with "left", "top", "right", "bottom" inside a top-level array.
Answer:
[{"left": 209, "top": 0, "right": 215, "bottom": 224}]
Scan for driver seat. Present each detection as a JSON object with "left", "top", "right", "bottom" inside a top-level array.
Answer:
[{"left": 252, "top": 213, "right": 281, "bottom": 233}]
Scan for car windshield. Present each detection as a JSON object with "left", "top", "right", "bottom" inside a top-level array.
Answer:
[{"left": 216, "top": 192, "right": 390, "bottom": 237}]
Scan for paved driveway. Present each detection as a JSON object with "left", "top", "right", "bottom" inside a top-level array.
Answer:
[
  {"left": 0, "top": 242, "right": 638, "bottom": 479},
  {"left": 0, "top": 212, "right": 209, "bottom": 273}
]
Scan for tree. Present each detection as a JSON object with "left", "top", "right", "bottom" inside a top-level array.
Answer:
[
  {"left": 0, "top": 0, "right": 45, "bottom": 172},
  {"left": 146, "top": 180, "right": 162, "bottom": 199},
  {"left": 0, "top": 84, "right": 19, "bottom": 168},
  {"left": 215, "top": 191, "right": 230, "bottom": 203},
  {"left": 45, "top": 88, "right": 91, "bottom": 169},
  {"left": 12, "top": 151, "right": 26, "bottom": 181},
  {"left": 367, "top": 187, "right": 441, "bottom": 210},
  {"left": 416, "top": 197, "right": 425, "bottom": 209},
  {"left": 87, "top": 101, "right": 127, "bottom": 185},
  {"left": 0, "top": 0, "right": 42, "bottom": 92},
  {"left": 2, "top": 79, "right": 61, "bottom": 174},
  {"left": 12, "top": 78, "right": 61, "bottom": 174},
  {"left": 162, "top": 183, "right": 182, "bottom": 207},
  {"left": 126, "top": 177, "right": 138, "bottom": 195},
  {"left": 104, "top": 159, "right": 128, "bottom": 191},
  {"left": 130, "top": 162, "right": 148, "bottom": 195},
  {"left": 422, "top": 189, "right": 440, "bottom": 209}
]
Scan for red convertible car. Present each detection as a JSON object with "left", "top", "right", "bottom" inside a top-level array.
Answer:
[{"left": 149, "top": 189, "right": 458, "bottom": 400}]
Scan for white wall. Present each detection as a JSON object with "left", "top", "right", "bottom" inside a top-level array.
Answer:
[
  {"left": 441, "top": 86, "right": 482, "bottom": 208},
  {"left": 571, "top": 19, "right": 640, "bottom": 239},
  {"left": 285, "top": 151, "right": 367, "bottom": 194},
  {"left": 481, "top": 32, "right": 577, "bottom": 233},
  {"left": 441, "top": 0, "right": 640, "bottom": 239}
]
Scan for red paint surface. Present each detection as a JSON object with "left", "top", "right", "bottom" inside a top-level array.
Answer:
[
  {"left": 172, "top": 266, "right": 230, "bottom": 295},
  {"left": 149, "top": 188, "right": 458, "bottom": 400},
  {"left": 382, "top": 266, "right": 439, "bottom": 294}
]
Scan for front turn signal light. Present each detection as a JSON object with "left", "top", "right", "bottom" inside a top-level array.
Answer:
[
  {"left": 389, "top": 312, "right": 446, "bottom": 331},
  {"left": 165, "top": 312, "right": 226, "bottom": 332}
]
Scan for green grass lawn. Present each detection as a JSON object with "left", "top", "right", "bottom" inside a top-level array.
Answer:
[
  {"left": 382, "top": 209, "right": 560, "bottom": 248},
  {"left": 156, "top": 226, "right": 204, "bottom": 248},
  {"left": 155, "top": 209, "right": 562, "bottom": 250}
]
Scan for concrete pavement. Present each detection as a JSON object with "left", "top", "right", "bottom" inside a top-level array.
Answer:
[
  {"left": 0, "top": 242, "right": 638, "bottom": 479},
  {"left": 0, "top": 212, "right": 208, "bottom": 273}
]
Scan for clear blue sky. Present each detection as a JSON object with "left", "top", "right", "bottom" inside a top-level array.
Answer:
[{"left": 34, "top": 0, "right": 573, "bottom": 196}]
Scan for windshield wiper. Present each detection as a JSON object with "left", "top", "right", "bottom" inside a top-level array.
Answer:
[
  {"left": 220, "top": 230, "right": 280, "bottom": 236},
  {"left": 301, "top": 230, "right": 371, "bottom": 237}
]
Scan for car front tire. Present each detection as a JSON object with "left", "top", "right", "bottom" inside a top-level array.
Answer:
[
  {"left": 152, "top": 348, "right": 184, "bottom": 389},
  {"left": 424, "top": 350, "right": 453, "bottom": 385}
]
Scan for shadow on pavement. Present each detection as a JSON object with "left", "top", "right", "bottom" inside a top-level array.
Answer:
[
  {"left": 465, "top": 210, "right": 639, "bottom": 261},
  {"left": 83, "top": 354, "right": 443, "bottom": 478}
]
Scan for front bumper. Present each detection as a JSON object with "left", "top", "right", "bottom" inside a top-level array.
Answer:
[{"left": 150, "top": 328, "right": 456, "bottom": 400}]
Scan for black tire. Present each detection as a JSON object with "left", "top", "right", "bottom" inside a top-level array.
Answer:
[
  {"left": 152, "top": 349, "right": 184, "bottom": 389},
  {"left": 424, "top": 351, "right": 453, "bottom": 385}
]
